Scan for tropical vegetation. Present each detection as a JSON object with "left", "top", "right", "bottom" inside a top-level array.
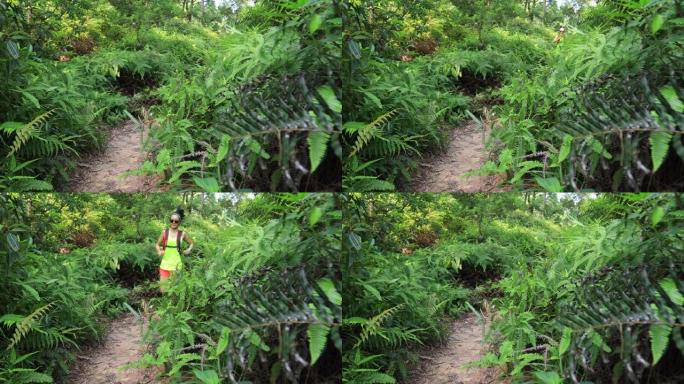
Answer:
[
  {"left": 343, "top": 0, "right": 684, "bottom": 191},
  {"left": 0, "top": 192, "right": 341, "bottom": 383},
  {"left": 1, "top": 0, "right": 341, "bottom": 192},
  {"left": 342, "top": 193, "right": 684, "bottom": 383}
]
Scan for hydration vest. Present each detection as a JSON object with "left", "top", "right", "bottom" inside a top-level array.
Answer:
[{"left": 162, "top": 229, "right": 183, "bottom": 252}]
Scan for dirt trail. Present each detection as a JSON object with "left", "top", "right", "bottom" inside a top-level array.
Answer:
[
  {"left": 410, "top": 313, "right": 502, "bottom": 384},
  {"left": 69, "top": 313, "right": 164, "bottom": 384},
  {"left": 67, "top": 119, "right": 162, "bottom": 192},
  {"left": 411, "top": 121, "right": 504, "bottom": 192}
]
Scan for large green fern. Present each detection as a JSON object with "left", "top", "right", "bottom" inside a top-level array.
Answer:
[
  {"left": 559, "top": 266, "right": 684, "bottom": 383},
  {"left": 557, "top": 75, "right": 684, "bottom": 191},
  {"left": 1, "top": 302, "right": 55, "bottom": 351},
  {"left": 211, "top": 74, "right": 342, "bottom": 191},
  {"left": 1, "top": 110, "right": 56, "bottom": 158}
]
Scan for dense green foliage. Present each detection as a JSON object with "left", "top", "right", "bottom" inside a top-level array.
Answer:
[
  {"left": 343, "top": 0, "right": 684, "bottom": 191},
  {"left": 0, "top": 193, "right": 341, "bottom": 383},
  {"left": 342, "top": 193, "right": 684, "bottom": 383},
  {"left": 1, "top": 0, "right": 341, "bottom": 191}
]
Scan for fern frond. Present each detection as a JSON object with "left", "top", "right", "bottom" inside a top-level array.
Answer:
[
  {"left": 211, "top": 74, "right": 341, "bottom": 191},
  {"left": 557, "top": 75, "right": 684, "bottom": 191},
  {"left": 3, "top": 110, "right": 56, "bottom": 158},
  {"left": 560, "top": 266, "right": 684, "bottom": 383},
  {"left": 203, "top": 268, "right": 340, "bottom": 383},
  {"left": 4, "top": 302, "right": 54, "bottom": 351},
  {"left": 354, "top": 304, "right": 405, "bottom": 349},
  {"left": 347, "top": 110, "right": 398, "bottom": 158}
]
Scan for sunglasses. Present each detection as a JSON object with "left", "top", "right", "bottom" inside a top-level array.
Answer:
[{"left": 170, "top": 219, "right": 180, "bottom": 223}]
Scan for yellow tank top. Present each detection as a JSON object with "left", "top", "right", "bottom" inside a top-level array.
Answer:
[{"left": 160, "top": 232, "right": 183, "bottom": 271}]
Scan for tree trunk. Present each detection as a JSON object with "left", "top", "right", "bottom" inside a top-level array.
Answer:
[
  {"left": 188, "top": 0, "right": 194, "bottom": 21},
  {"left": 529, "top": 0, "right": 536, "bottom": 21}
]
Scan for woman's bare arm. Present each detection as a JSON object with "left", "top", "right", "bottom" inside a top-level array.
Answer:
[
  {"left": 156, "top": 231, "right": 165, "bottom": 256},
  {"left": 183, "top": 233, "right": 194, "bottom": 255}
]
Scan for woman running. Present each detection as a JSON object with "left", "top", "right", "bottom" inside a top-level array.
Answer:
[{"left": 155, "top": 208, "right": 194, "bottom": 292}]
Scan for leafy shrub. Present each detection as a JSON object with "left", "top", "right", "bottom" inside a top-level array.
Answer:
[
  {"left": 137, "top": 194, "right": 342, "bottom": 383},
  {"left": 140, "top": 1, "right": 342, "bottom": 191},
  {"left": 493, "top": 0, "right": 684, "bottom": 191},
  {"left": 0, "top": 200, "right": 130, "bottom": 381}
]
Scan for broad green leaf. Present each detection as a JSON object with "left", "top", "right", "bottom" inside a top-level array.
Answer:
[
  {"left": 649, "top": 323, "right": 671, "bottom": 365},
  {"left": 317, "top": 277, "right": 341, "bottom": 306},
  {"left": 193, "top": 369, "right": 220, "bottom": 384},
  {"left": 19, "top": 283, "right": 41, "bottom": 302},
  {"left": 659, "top": 278, "right": 684, "bottom": 306},
  {"left": 499, "top": 340, "right": 513, "bottom": 360},
  {"left": 651, "top": 206, "right": 665, "bottom": 227},
  {"left": 590, "top": 139, "right": 612, "bottom": 159},
  {"left": 309, "top": 207, "right": 323, "bottom": 226},
  {"left": 347, "top": 39, "right": 361, "bottom": 59},
  {"left": 6, "top": 233, "right": 19, "bottom": 252},
  {"left": 533, "top": 371, "right": 562, "bottom": 384},
  {"left": 309, "top": 14, "right": 323, "bottom": 34},
  {"left": 659, "top": 85, "right": 684, "bottom": 113},
  {"left": 649, "top": 131, "right": 672, "bottom": 172},
  {"left": 245, "top": 138, "right": 270, "bottom": 159},
  {"left": 20, "top": 91, "right": 40, "bottom": 109},
  {"left": 558, "top": 134, "right": 573, "bottom": 163},
  {"left": 0, "top": 121, "right": 24, "bottom": 133},
  {"left": 214, "top": 135, "right": 231, "bottom": 165},
  {"left": 192, "top": 177, "right": 220, "bottom": 193},
  {"left": 0, "top": 314, "right": 24, "bottom": 326},
  {"left": 535, "top": 177, "right": 562, "bottom": 192},
  {"left": 317, "top": 85, "right": 341, "bottom": 113},
  {"left": 511, "top": 161, "right": 543, "bottom": 183},
  {"left": 247, "top": 331, "right": 270, "bottom": 352},
  {"left": 308, "top": 131, "right": 330, "bottom": 172},
  {"left": 511, "top": 353, "right": 543, "bottom": 375},
  {"left": 362, "top": 283, "right": 382, "bottom": 301},
  {"left": 307, "top": 323, "right": 330, "bottom": 365},
  {"left": 363, "top": 372, "right": 396, "bottom": 383},
  {"left": 5, "top": 40, "right": 19, "bottom": 59},
  {"left": 651, "top": 14, "right": 665, "bottom": 34},
  {"left": 215, "top": 327, "right": 230, "bottom": 357},
  {"left": 559, "top": 327, "right": 572, "bottom": 355},
  {"left": 14, "top": 370, "right": 53, "bottom": 383},
  {"left": 347, "top": 232, "right": 362, "bottom": 250},
  {"left": 590, "top": 331, "right": 612, "bottom": 353},
  {"left": 342, "top": 121, "right": 367, "bottom": 134}
]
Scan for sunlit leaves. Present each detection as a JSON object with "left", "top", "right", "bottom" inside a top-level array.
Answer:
[
  {"left": 317, "top": 277, "right": 342, "bottom": 306},
  {"left": 308, "top": 131, "right": 330, "bottom": 172},
  {"left": 649, "top": 324, "right": 671, "bottom": 365},
  {"left": 651, "top": 14, "right": 665, "bottom": 34},
  {"left": 317, "top": 85, "right": 341, "bottom": 113},
  {"left": 193, "top": 177, "right": 220, "bottom": 192},
  {"left": 307, "top": 323, "right": 330, "bottom": 365},
  {"left": 649, "top": 131, "right": 672, "bottom": 173},
  {"left": 659, "top": 85, "right": 684, "bottom": 113},
  {"left": 559, "top": 327, "right": 572, "bottom": 355},
  {"left": 650, "top": 206, "right": 665, "bottom": 226}
]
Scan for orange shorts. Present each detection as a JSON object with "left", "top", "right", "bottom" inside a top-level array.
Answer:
[{"left": 159, "top": 268, "right": 172, "bottom": 278}]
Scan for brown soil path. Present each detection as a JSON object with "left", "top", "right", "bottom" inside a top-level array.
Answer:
[
  {"left": 69, "top": 313, "right": 165, "bottom": 384},
  {"left": 410, "top": 121, "right": 504, "bottom": 192},
  {"left": 410, "top": 313, "right": 502, "bottom": 384},
  {"left": 67, "top": 119, "right": 162, "bottom": 192}
]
